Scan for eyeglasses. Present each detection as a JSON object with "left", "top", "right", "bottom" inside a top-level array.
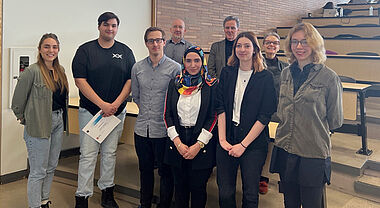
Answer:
[
  {"left": 290, "top": 39, "right": 308, "bottom": 47},
  {"left": 263, "top": 41, "right": 280, "bottom": 46},
  {"left": 173, "top": 25, "right": 183, "bottom": 29},
  {"left": 146, "top": 38, "right": 164, "bottom": 44}
]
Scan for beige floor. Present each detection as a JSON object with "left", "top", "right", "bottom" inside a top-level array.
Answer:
[
  {"left": 0, "top": 177, "right": 140, "bottom": 208},
  {"left": 2, "top": 169, "right": 380, "bottom": 208},
  {"left": 3, "top": 134, "right": 380, "bottom": 208}
]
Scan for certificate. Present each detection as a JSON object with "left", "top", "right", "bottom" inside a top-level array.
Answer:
[{"left": 82, "top": 111, "right": 121, "bottom": 143}]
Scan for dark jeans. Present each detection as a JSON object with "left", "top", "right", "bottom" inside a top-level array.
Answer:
[
  {"left": 216, "top": 144, "right": 267, "bottom": 208},
  {"left": 134, "top": 133, "right": 174, "bottom": 208},
  {"left": 172, "top": 160, "right": 212, "bottom": 208},
  {"left": 170, "top": 126, "right": 213, "bottom": 208},
  {"left": 280, "top": 180, "right": 324, "bottom": 208}
]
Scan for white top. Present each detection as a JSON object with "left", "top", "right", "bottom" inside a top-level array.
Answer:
[
  {"left": 167, "top": 89, "right": 213, "bottom": 144},
  {"left": 178, "top": 90, "right": 202, "bottom": 127},
  {"left": 232, "top": 68, "right": 253, "bottom": 124}
]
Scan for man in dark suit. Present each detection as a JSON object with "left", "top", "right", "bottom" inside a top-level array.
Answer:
[{"left": 207, "top": 16, "right": 240, "bottom": 78}]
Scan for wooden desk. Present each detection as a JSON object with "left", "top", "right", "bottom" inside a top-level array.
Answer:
[
  {"left": 68, "top": 97, "right": 80, "bottom": 135},
  {"left": 268, "top": 122, "right": 278, "bottom": 139},
  {"left": 339, "top": 82, "right": 372, "bottom": 155},
  {"left": 69, "top": 97, "right": 138, "bottom": 116}
]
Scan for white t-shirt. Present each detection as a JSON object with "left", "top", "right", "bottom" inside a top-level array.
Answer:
[{"left": 232, "top": 68, "right": 253, "bottom": 125}]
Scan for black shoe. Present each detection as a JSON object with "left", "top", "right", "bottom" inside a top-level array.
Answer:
[
  {"left": 75, "top": 196, "right": 88, "bottom": 208},
  {"left": 101, "top": 186, "right": 119, "bottom": 208},
  {"left": 41, "top": 201, "right": 51, "bottom": 208}
]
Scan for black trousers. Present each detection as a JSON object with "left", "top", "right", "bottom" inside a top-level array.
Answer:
[
  {"left": 280, "top": 180, "right": 324, "bottom": 208},
  {"left": 172, "top": 161, "right": 212, "bottom": 208},
  {"left": 134, "top": 133, "right": 174, "bottom": 208},
  {"left": 271, "top": 146, "right": 328, "bottom": 208},
  {"left": 216, "top": 144, "right": 267, "bottom": 208},
  {"left": 171, "top": 126, "right": 213, "bottom": 208}
]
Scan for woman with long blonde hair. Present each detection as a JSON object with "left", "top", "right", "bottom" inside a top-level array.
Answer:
[{"left": 12, "top": 33, "right": 69, "bottom": 208}]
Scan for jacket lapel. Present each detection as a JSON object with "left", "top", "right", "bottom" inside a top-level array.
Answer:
[
  {"left": 172, "top": 88, "right": 180, "bottom": 124},
  {"left": 227, "top": 67, "right": 239, "bottom": 116},
  {"left": 194, "top": 85, "right": 210, "bottom": 133},
  {"left": 221, "top": 41, "right": 226, "bottom": 67},
  {"left": 243, "top": 70, "right": 263, "bottom": 96}
]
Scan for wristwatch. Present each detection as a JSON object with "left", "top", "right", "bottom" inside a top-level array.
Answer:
[{"left": 197, "top": 141, "right": 205, "bottom": 149}]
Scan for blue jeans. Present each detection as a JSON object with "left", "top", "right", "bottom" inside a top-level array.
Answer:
[
  {"left": 76, "top": 107, "right": 125, "bottom": 197},
  {"left": 24, "top": 110, "right": 64, "bottom": 208}
]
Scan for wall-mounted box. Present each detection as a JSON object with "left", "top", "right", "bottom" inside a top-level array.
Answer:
[{"left": 9, "top": 48, "right": 37, "bottom": 108}]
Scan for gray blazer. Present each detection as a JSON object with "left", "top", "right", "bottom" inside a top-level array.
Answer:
[{"left": 207, "top": 39, "right": 225, "bottom": 78}]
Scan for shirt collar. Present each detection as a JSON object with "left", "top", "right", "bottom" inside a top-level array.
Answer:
[
  {"left": 169, "top": 38, "right": 185, "bottom": 44},
  {"left": 290, "top": 61, "right": 315, "bottom": 72},
  {"left": 147, "top": 54, "right": 167, "bottom": 67}
]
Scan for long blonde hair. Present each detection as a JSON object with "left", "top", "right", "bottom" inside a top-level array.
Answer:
[
  {"left": 37, "top": 33, "right": 68, "bottom": 94},
  {"left": 227, "top": 31, "right": 266, "bottom": 73}
]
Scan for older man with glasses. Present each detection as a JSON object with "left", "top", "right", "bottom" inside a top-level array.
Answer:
[
  {"left": 164, "top": 18, "right": 193, "bottom": 64},
  {"left": 131, "top": 26, "right": 181, "bottom": 208}
]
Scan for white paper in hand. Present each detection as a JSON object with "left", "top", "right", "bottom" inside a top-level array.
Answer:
[{"left": 82, "top": 110, "right": 121, "bottom": 143}]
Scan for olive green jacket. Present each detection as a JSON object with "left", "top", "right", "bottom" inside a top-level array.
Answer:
[
  {"left": 11, "top": 63, "right": 68, "bottom": 138},
  {"left": 274, "top": 63, "right": 343, "bottom": 159}
]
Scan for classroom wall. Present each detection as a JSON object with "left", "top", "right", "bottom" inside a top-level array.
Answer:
[
  {"left": 1, "top": 0, "right": 151, "bottom": 175},
  {"left": 157, "top": 0, "right": 349, "bottom": 51}
]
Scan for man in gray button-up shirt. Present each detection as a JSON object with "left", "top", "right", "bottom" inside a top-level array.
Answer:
[
  {"left": 131, "top": 26, "right": 180, "bottom": 208},
  {"left": 164, "top": 18, "right": 192, "bottom": 64}
]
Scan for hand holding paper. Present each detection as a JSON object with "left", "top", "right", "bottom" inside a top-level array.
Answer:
[{"left": 82, "top": 110, "right": 121, "bottom": 143}]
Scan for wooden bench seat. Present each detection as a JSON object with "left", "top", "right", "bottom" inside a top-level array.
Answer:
[
  {"left": 276, "top": 53, "right": 380, "bottom": 83},
  {"left": 302, "top": 16, "right": 380, "bottom": 27},
  {"left": 338, "top": 3, "right": 380, "bottom": 10},
  {"left": 258, "top": 36, "right": 380, "bottom": 56},
  {"left": 277, "top": 25, "right": 380, "bottom": 38}
]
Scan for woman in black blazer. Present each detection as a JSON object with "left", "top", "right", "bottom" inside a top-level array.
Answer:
[
  {"left": 164, "top": 46, "right": 218, "bottom": 208},
  {"left": 216, "top": 32, "right": 277, "bottom": 208}
]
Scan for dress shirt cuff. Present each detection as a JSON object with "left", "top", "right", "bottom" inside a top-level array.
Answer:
[
  {"left": 197, "top": 128, "right": 213, "bottom": 145},
  {"left": 167, "top": 126, "right": 179, "bottom": 141}
]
